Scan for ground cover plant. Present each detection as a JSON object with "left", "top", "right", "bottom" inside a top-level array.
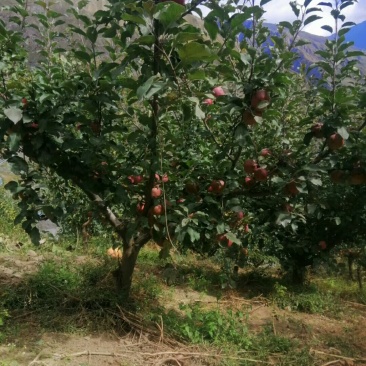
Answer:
[{"left": 1, "top": 0, "right": 366, "bottom": 363}]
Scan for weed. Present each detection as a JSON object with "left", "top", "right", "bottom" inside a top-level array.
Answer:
[
  {"left": 162, "top": 303, "right": 252, "bottom": 349},
  {"left": 271, "top": 282, "right": 340, "bottom": 315}
]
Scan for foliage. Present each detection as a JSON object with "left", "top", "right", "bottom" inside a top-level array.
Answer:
[{"left": 0, "top": 0, "right": 366, "bottom": 296}]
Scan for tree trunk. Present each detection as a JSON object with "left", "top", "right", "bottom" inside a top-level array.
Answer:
[
  {"left": 113, "top": 230, "right": 151, "bottom": 299},
  {"left": 114, "top": 242, "right": 141, "bottom": 299},
  {"left": 292, "top": 265, "right": 307, "bottom": 285}
]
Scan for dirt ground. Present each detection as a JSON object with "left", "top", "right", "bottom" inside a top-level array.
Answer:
[{"left": 1, "top": 242, "right": 366, "bottom": 366}]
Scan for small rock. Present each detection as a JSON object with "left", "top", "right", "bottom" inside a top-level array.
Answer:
[{"left": 27, "top": 250, "right": 37, "bottom": 257}]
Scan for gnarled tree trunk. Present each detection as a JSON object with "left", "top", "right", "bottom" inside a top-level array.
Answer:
[{"left": 113, "top": 231, "right": 151, "bottom": 299}]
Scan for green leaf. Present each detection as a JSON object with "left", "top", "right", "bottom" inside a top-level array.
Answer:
[
  {"left": 187, "top": 227, "right": 200, "bottom": 242},
  {"left": 8, "top": 156, "right": 28, "bottom": 175},
  {"left": 234, "top": 124, "right": 248, "bottom": 147},
  {"left": 204, "top": 19, "right": 218, "bottom": 40},
  {"left": 225, "top": 232, "right": 241, "bottom": 245},
  {"left": 8, "top": 133, "right": 21, "bottom": 152},
  {"left": 304, "top": 15, "right": 322, "bottom": 26},
  {"left": 177, "top": 42, "right": 216, "bottom": 63},
  {"left": 122, "top": 13, "right": 146, "bottom": 26},
  {"left": 154, "top": 2, "right": 185, "bottom": 28},
  {"left": 318, "top": 2, "right": 333, "bottom": 7},
  {"left": 4, "top": 107, "right": 22, "bottom": 124},
  {"left": 321, "top": 25, "right": 333, "bottom": 33},
  {"left": 290, "top": 1, "right": 300, "bottom": 17},
  {"left": 337, "top": 127, "right": 349, "bottom": 140},
  {"left": 195, "top": 103, "right": 205, "bottom": 119},
  {"left": 334, "top": 217, "right": 341, "bottom": 225},
  {"left": 309, "top": 178, "right": 322, "bottom": 186}
]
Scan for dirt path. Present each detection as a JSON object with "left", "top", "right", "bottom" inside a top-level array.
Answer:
[{"left": 1, "top": 245, "right": 366, "bottom": 365}]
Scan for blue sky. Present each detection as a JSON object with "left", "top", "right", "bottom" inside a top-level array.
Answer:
[{"left": 199, "top": 1, "right": 366, "bottom": 36}]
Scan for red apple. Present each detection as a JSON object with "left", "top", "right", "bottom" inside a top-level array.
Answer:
[
  {"left": 327, "top": 133, "right": 344, "bottom": 151},
  {"left": 217, "top": 234, "right": 226, "bottom": 242},
  {"left": 311, "top": 123, "right": 324, "bottom": 138},
  {"left": 212, "top": 86, "right": 225, "bottom": 97},
  {"left": 251, "top": 89, "right": 270, "bottom": 111},
  {"left": 161, "top": 174, "right": 169, "bottom": 183},
  {"left": 127, "top": 175, "right": 135, "bottom": 184},
  {"left": 176, "top": 198, "right": 185, "bottom": 204},
  {"left": 244, "top": 176, "right": 255, "bottom": 188},
  {"left": 260, "top": 148, "right": 271, "bottom": 157},
  {"left": 152, "top": 205, "right": 164, "bottom": 216},
  {"left": 227, "top": 240, "right": 233, "bottom": 248},
  {"left": 210, "top": 180, "right": 225, "bottom": 193},
  {"left": 185, "top": 181, "right": 199, "bottom": 194},
  {"left": 254, "top": 168, "right": 268, "bottom": 182},
  {"left": 319, "top": 241, "right": 326, "bottom": 250},
  {"left": 203, "top": 98, "right": 214, "bottom": 105},
  {"left": 244, "top": 159, "right": 258, "bottom": 174},
  {"left": 151, "top": 186, "right": 162, "bottom": 198},
  {"left": 349, "top": 169, "right": 366, "bottom": 185},
  {"left": 22, "top": 97, "right": 28, "bottom": 105},
  {"left": 242, "top": 109, "right": 262, "bottom": 126},
  {"left": 137, "top": 202, "right": 145, "bottom": 213},
  {"left": 282, "top": 203, "right": 293, "bottom": 213},
  {"left": 30, "top": 122, "right": 39, "bottom": 129},
  {"left": 244, "top": 224, "right": 249, "bottom": 233},
  {"left": 134, "top": 175, "right": 143, "bottom": 184},
  {"left": 236, "top": 211, "right": 244, "bottom": 220},
  {"left": 329, "top": 170, "right": 345, "bottom": 184},
  {"left": 284, "top": 181, "right": 299, "bottom": 196},
  {"left": 91, "top": 121, "right": 101, "bottom": 134},
  {"left": 155, "top": 173, "right": 161, "bottom": 181}
]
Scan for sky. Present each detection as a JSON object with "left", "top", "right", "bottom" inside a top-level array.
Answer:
[{"left": 199, "top": 1, "right": 366, "bottom": 36}]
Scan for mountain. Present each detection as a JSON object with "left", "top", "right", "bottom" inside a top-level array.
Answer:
[
  {"left": 1, "top": 1, "right": 365, "bottom": 76},
  {"left": 345, "top": 20, "right": 366, "bottom": 50}
]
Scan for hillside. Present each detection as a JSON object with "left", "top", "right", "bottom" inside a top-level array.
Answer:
[{"left": 1, "top": 1, "right": 365, "bottom": 75}]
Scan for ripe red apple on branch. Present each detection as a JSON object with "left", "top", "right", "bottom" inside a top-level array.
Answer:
[
  {"left": 185, "top": 181, "right": 200, "bottom": 194},
  {"left": 242, "top": 109, "right": 262, "bottom": 126},
  {"left": 251, "top": 89, "right": 270, "bottom": 111},
  {"left": 244, "top": 176, "right": 255, "bottom": 188},
  {"left": 203, "top": 98, "right": 213, "bottom": 105},
  {"left": 212, "top": 86, "right": 225, "bottom": 97},
  {"left": 311, "top": 123, "right": 324, "bottom": 138},
  {"left": 329, "top": 170, "right": 346, "bottom": 184},
  {"left": 318, "top": 241, "right": 327, "bottom": 250},
  {"left": 349, "top": 169, "right": 366, "bottom": 185},
  {"left": 244, "top": 159, "right": 258, "bottom": 174},
  {"left": 208, "top": 180, "right": 225, "bottom": 194},
  {"left": 260, "top": 148, "right": 271, "bottom": 157},
  {"left": 327, "top": 133, "right": 344, "bottom": 151},
  {"left": 151, "top": 186, "right": 162, "bottom": 198},
  {"left": 284, "top": 181, "right": 299, "bottom": 196},
  {"left": 254, "top": 167, "right": 268, "bottom": 182}
]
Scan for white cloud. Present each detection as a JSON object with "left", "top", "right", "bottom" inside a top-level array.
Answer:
[
  {"left": 262, "top": 0, "right": 366, "bottom": 36},
  {"left": 198, "top": 1, "right": 365, "bottom": 36}
]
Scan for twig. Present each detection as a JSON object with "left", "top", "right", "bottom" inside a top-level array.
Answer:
[
  {"left": 320, "top": 360, "right": 344, "bottom": 366},
  {"left": 28, "top": 350, "right": 44, "bottom": 366},
  {"left": 272, "top": 316, "right": 277, "bottom": 336},
  {"left": 60, "top": 350, "right": 272, "bottom": 363},
  {"left": 342, "top": 300, "right": 366, "bottom": 308},
  {"left": 310, "top": 348, "right": 366, "bottom": 362},
  {"left": 251, "top": 304, "right": 266, "bottom": 314}
]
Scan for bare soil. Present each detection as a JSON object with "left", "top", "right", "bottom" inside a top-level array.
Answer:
[{"left": 1, "top": 244, "right": 366, "bottom": 366}]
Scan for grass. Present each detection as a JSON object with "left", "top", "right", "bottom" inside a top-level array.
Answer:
[{"left": 0, "top": 245, "right": 364, "bottom": 365}]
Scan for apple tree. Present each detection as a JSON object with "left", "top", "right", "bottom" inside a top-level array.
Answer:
[{"left": 1, "top": 0, "right": 366, "bottom": 297}]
